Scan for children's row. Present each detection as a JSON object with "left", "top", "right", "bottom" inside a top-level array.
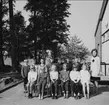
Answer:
[{"left": 25, "top": 63, "right": 90, "bottom": 100}]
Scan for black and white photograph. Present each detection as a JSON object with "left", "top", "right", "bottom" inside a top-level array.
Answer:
[{"left": 0, "top": 0, "right": 109, "bottom": 105}]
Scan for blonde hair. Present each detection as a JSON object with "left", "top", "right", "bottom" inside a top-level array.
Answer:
[{"left": 51, "top": 64, "right": 57, "bottom": 71}]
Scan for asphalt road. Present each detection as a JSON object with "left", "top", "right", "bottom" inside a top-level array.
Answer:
[{"left": 0, "top": 83, "right": 109, "bottom": 105}]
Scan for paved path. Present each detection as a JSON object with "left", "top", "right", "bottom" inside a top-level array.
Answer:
[{"left": 0, "top": 83, "right": 109, "bottom": 105}]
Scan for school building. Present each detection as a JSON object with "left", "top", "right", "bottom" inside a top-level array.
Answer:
[{"left": 94, "top": 0, "right": 109, "bottom": 76}]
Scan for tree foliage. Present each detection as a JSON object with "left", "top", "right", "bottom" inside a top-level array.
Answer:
[
  {"left": 13, "top": 11, "right": 29, "bottom": 61},
  {"left": 24, "top": 0, "right": 70, "bottom": 59},
  {"left": 1, "top": 0, "right": 90, "bottom": 71},
  {"left": 0, "top": 0, "right": 9, "bottom": 66},
  {"left": 59, "top": 35, "right": 90, "bottom": 61}
]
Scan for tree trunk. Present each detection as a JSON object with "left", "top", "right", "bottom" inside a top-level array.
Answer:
[
  {"left": 0, "top": 0, "right": 4, "bottom": 68},
  {"left": 34, "top": 10, "right": 37, "bottom": 63},
  {"left": 15, "top": 30, "right": 19, "bottom": 70},
  {"left": 34, "top": 37, "right": 37, "bottom": 63},
  {"left": 9, "top": 0, "right": 16, "bottom": 71},
  {"left": 52, "top": 44, "right": 57, "bottom": 60}
]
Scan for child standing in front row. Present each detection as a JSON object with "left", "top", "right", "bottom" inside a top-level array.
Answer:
[{"left": 80, "top": 64, "right": 90, "bottom": 99}]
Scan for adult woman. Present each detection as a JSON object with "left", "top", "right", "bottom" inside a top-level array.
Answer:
[
  {"left": 91, "top": 49, "right": 100, "bottom": 77},
  {"left": 90, "top": 49, "right": 100, "bottom": 93}
]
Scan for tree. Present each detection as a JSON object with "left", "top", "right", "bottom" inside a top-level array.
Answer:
[
  {"left": 0, "top": 0, "right": 8, "bottom": 67},
  {"left": 59, "top": 35, "right": 89, "bottom": 61},
  {"left": 24, "top": 0, "right": 70, "bottom": 61},
  {"left": 0, "top": 0, "right": 3, "bottom": 67},
  {"left": 13, "top": 11, "right": 27, "bottom": 63},
  {"left": 9, "top": 0, "right": 16, "bottom": 71},
  {"left": 1, "top": 0, "right": 27, "bottom": 72}
]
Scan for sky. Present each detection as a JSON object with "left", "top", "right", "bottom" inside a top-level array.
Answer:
[{"left": 14, "top": 0, "right": 103, "bottom": 52}]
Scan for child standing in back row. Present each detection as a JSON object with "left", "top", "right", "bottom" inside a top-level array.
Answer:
[{"left": 21, "top": 59, "right": 30, "bottom": 93}]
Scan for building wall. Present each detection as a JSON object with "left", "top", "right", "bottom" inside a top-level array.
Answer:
[
  {"left": 101, "top": 1, "right": 109, "bottom": 75},
  {"left": 95, "top": 21, "right": 102, "bottom": 73},
  {"left": 102, "top": 40, "right": 109, "bottom": 75},
  {"left": 95, "top": 21, "right": 102, "bottom": 61},
  {"left": 95, "top": 1, "right": 109, "bottom": 75}
]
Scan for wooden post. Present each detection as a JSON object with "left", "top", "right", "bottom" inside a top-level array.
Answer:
[
  {"left": 34, "top": 10, "right": 37, "bottom": 63},
  {"left": 105, "top": 63, "right": 106, "bottom": 76}
]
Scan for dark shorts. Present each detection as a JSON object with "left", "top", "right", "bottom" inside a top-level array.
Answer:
[
  {"left": 91, "top": 76, "right": 100, "bottom": 82},
  {"left": 24, "top": 77, "right": 28, "bottom": 84}
]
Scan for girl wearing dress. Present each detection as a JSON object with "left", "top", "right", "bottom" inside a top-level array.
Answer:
[
  {"left": 27, "top": 65, "right": 37, "bottom": 98},
  {"left": 90, "top": 49, "right": 100, "bottom": 93},
  {"left": 80, "top": 64, "right": 90, "bottom": 99}
]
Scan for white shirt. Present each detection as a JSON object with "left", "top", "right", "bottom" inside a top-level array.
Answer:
[
  {"left": 70, "top": 71, "right": 80, "bottom": 82},
  {"left": 80, "top": 69, "right": 90, "bottom": 84},
  {"left": 91, "top": 56, "right": 100, "bottom": 77},
  {"left": 28, "top": 71, "right": 37, "bottom": 83},
  {"left": 50, "top": 71, "right": 58, "bottom": 81}
]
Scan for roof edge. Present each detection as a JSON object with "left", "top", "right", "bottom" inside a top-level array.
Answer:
[{"left": 94, "top": 0, "right": 108, "bottom": 37}]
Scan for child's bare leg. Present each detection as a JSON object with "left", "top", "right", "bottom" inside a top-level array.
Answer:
[
  {"left": 82, "top": 83, "right": 86, "bottom": 98},
  {"left": 94, "top": 81, "right": 98, "bottom": 94},
  {"left": 26, "top": 83, "right": 29, "bottom": 97},
  {"left": 27, "top": 83, "right": 29, "bottom": 93},
  {"left": 30, "top": 83, "right": 32, "bottom": 94},
  {"left": 86, "top": 82, "right": 90, "bottom": 99},
  {"left": 29, "top": 83, "right": 33, "bottom": 98}
]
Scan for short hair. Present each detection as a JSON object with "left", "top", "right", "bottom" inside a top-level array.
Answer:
[
  {"left": 51, "top": 64, "right": 57, "bottom": 70},
  {"left": 30, "top": 65, "right": 35, "bottom": 69},
  {"left": 40, "top": 58, "right": 45, "bottom": 62},
  {"left": 91, "top": 49, "right": 98, "bottom": 54},
  {"left": 63, "top": 62, "right": 67, "bottom": 66},
  {"left": 82, "top": 62, "right": 89, "bottom": 70},
  {"left": 40, "top": 58, "right": 45, "bottom": 60},
  {"left": 24, "top": 59, "right": 29, "bottom": 63}
]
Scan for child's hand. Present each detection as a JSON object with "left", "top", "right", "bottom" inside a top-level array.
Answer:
[
  {"left": 26, "top": 82, "right": 29, "bottom": 87},
  {"left": 53, "top": 79, "right": 56, "bottom": 82},
  {"left": 47, "top": 83, "right": 50, "bottom": 88},
  {"left": 74, "top": 79, "right": 77, "bottom": 83},
  {"left": 63, "top": 80, "right": 65, "bottom": 82}
]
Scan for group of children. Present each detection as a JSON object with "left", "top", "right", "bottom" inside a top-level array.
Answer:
[{"left": 21, "top": 57, "right": 91, "bottom": 100}]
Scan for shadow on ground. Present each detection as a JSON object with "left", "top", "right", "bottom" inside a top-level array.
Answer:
[{"left": 90, "top": 85, "right": 109, "bottom": 98}]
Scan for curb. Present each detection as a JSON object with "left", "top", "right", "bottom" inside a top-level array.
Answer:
[{"left": 0, "top": 80, "right": 23, "bottom": 93}]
